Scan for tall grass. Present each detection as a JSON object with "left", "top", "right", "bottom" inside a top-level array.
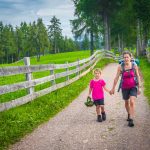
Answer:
[
  {"left": 0, "top": 58, "right": 114, "bottom": 150},
  {"left": 139, "top": 57, "right": 150, "bottom": 104}
]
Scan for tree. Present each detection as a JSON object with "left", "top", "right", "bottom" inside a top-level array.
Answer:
[
  {"left": 48, "top": 16, "right": 63, "bottom": 53},
  {"left": 71, "top": 0, "right": 102, "bottom": 55},
  {"left": 0, "top": 21, "right": 5, "bottom": 63},
  {"left": 15, "top": 26, "right": 23, "bottom": 60},
  {"left": 8, "top": 24, "right": 17, "bottom": 63},
  {"left": 37, "top": 18, "right": 49, "bottom": 56},
  {"left": 110, "top": 0, "right": 136, "bottom": 53},
  {"left": 133, "top": 0, "right": 150, "bottom": 55},
  {"left": 1, "top": 24, "right": 17, "bottom": 63},
  {"left": 19, "top": 22, "right": 29, "bottom": 57}
]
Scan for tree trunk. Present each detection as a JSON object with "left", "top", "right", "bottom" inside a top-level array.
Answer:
[
  {"left": 103, "top": 12, "right": 109, "bottom": 50},
  {"left": 108, "top": 25, "right": 111, "bottom": 50},
  {"left": 90, "top": 31, "right": 94, "bottom": 56},
  {"left": 38, "top": 48, "right": 40, "bottom": 61},
  {"left": 140, "top": 21, "right": 143, "bottom": 52},
  {"left": 42, "top": 49, "right": 45, "bottom": 56},
  {"left": 36, "top": 47, "right": 40, "bottom": 62},
  {"left": 141, "top": 27, "right": 148, "bottom": 54},
  {"left": 118, "top": 34, "right": 121, "bottom": 53},
  {"left": 6, "top": 49, "right": 9, "bottom": 63},
  {"left": 136, "top": 19, "right": 141, "bottom": 57},
  {"left": 54, "top": 39, "right": 56, "bottom": 54},
  {"left": 11, "top": 54, "right": 13, "bottom": 63},
  {"left": 17, "top": 48, "right": 20, "bottom": 61},
  {"left": 121, "top": 33, "right": 124, "bottom": 53}
]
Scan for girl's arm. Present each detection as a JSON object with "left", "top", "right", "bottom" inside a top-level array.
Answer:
[
  {"left": 88, "top": 87, "right": 92, "bottom": 97},
  {"left": 103, "top": 86, "right": 110, "bottom": 93}
]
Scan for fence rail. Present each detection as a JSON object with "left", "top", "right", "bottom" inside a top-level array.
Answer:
[{"left": 0, "top": 50, "right": 119, "bottom": 112}]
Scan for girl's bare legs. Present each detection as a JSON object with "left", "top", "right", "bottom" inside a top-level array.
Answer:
[
  {"left": 101, "top": 105, "right": 105, "bottom": 113},
  {"left": 96, "top": 105, "right": 101, "bottom": 115},
  {"left": 96, "top": 105, "right": 102, "bottom": 122},
  {"left": 101, "top": 105, "right": 106, "bottom": 121}
]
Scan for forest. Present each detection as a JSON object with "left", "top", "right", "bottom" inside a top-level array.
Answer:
[{"left": 0, "top": 0, "right": 150, "bottom": 63}]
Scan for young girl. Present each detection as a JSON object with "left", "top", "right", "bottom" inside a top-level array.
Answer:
[{"left": 88, "top": 68, "right": 111, "bottom": 122}]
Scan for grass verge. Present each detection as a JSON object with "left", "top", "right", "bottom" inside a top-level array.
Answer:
[
  {"left": 0, "top": 58, "right": 114, "bottom": 150},
  {"left": 139, "top": 57, "right": 150, "bottom": 104}
]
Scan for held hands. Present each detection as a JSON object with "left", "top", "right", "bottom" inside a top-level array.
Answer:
[{"left": 109, "top": 89, "right": 115, "bottom": 95}]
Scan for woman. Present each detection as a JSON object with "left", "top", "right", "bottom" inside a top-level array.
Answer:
[{"left": 110, "top": 51, "right": 141, "bottom": 127}]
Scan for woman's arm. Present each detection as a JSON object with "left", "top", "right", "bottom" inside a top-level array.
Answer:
[
  {"left": 111, "top": 66, "right": 121, "bottom": 94},
  {"left": 134, "top": 65, "right": 141, "bottom": 90}
]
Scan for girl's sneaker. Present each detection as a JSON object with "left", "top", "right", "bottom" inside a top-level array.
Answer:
[
  {"left": 102, "top": 112, "right": 106, "bottom": 121},
  {"left": 97, "top": 115, "right": 102, "bottom": 122},
  {"left": 128, "top": 119, "right": 134, "bottom": 127}
]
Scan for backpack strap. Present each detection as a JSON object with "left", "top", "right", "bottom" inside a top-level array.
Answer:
[
  {"left": 121, "top": 62, "right": 125, "bottom": 72},
  {"left": 131, "top": 62, "right": 139, "bottom": 86},
  {"left": 117, "top": 62, "right": 124, "bottom": 92}
]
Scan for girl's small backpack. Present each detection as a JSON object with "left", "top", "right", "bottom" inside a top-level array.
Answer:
[{"left": 84, "top": 96, "right": 94, "bottom": 107}]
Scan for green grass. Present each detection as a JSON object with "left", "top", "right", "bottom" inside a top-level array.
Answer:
[
  {"left": 0, "top": 50, "right": 91, "bottom": 67},
  {"left": 139, "top": 57, "right": 150, "bottom": 104},
  {"left": 0, "top": 58, "right": 114, "bottom": 150}
]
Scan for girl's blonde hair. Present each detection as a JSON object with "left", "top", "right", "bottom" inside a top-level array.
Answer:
[{"left": 93, "top": 68, "right": 102, "bottom": 75}]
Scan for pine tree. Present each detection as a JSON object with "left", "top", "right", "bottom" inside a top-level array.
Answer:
[{"left": 48, "top": 16, "right": 63, "bottom": 53}]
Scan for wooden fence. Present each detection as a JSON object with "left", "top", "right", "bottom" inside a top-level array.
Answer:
[{"left": 0, "top": 50, "right": 119, "bottom": 112}]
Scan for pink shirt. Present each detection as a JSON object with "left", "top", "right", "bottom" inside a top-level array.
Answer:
[
  {"left": 122, "top": 69, "right": 136, "bottom": 89},
  {"left": 90, "top": 79, "right": 106, "bottom": 100}
]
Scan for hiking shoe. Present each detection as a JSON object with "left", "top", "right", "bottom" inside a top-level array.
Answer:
[
  {"left": 127, "top": 114, "right": 130, "bottom": 121},
  {"left": 128, "top": 119, "right": 134, "bottom": 127},
  {"left": 101, "top": 112, "right": 106, "bottom": 121},
  {"left": 97, "top": 115, "right": 102, "bottom": 122}
]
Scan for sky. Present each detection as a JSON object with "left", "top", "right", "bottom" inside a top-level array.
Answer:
[{"left": 0, "top": 0, "right": 75, "bottom": 38}]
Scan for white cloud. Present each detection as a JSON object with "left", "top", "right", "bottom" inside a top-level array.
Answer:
[
  {"left": 0, "top": 0, "right": 75, "bottom": 38},
  {"left": 36, "top": 3, "right": 74, "bottom": 18},
  {"left": 36, "top": 2, "right": 75, "bottom": 38}
]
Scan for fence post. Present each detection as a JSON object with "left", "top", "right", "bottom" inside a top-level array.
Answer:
[
  {"left": 83, "top": 61, "right": 86, "bottom": 72},
  {"left": 66, "top": 61, "right": 69, "bottom": 81},
  {"left": 50, "top": 64, "right": 55, "bottom": 86},
  {"left": 24, "top": 57, "right": 34, "bottom": 94},
  {"left": 76, "top": 59, "right": 80, "bottom": 76}
]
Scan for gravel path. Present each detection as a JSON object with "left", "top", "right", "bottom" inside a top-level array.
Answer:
[{"left": 9, "top": 63, "right": 150, "bottom": 150}]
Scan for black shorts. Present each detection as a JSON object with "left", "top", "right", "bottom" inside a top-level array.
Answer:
[
  {"left": 93, "top": 99, "right": 104, "bottom": 106},
  {"left": 122, "top": 87, "right": 137, "bottom": 100}
]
